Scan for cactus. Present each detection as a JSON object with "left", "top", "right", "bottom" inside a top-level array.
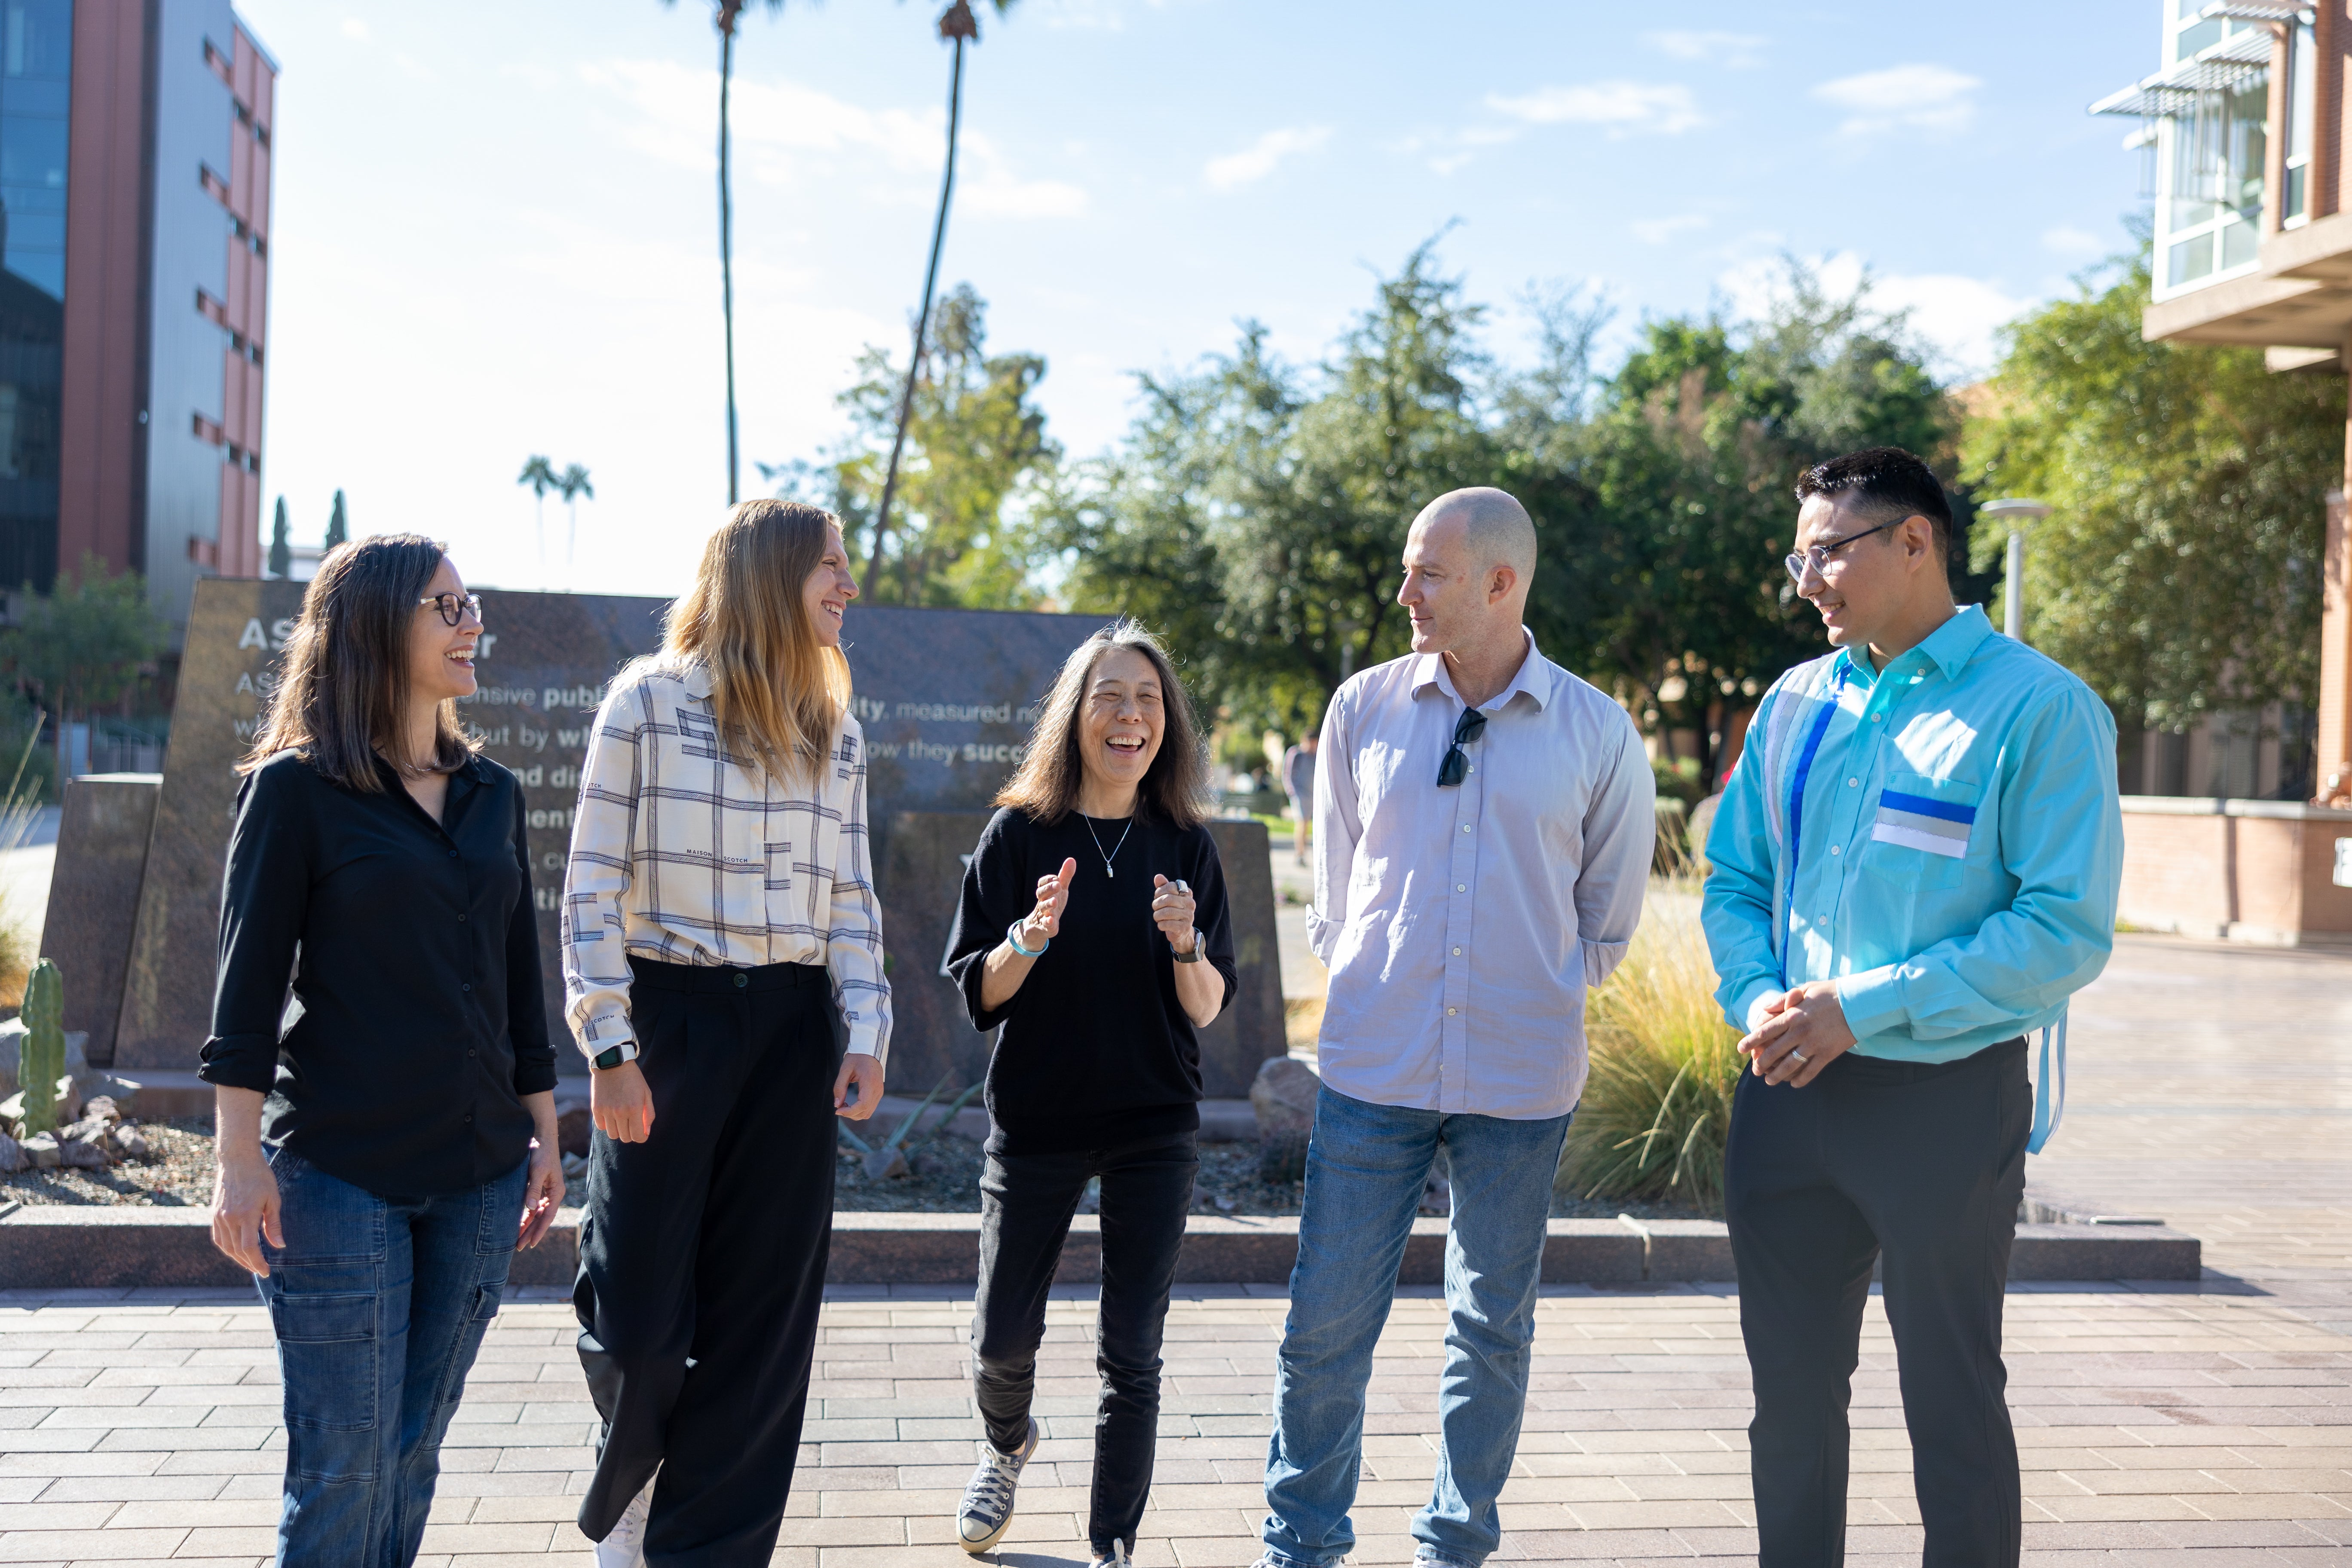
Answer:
[{"left": 18, "top": 959, "right": 63, "bottom": 1138}]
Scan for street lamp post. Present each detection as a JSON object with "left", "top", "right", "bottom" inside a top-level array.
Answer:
[{"left": 1977, "top": 498, "right": 2052, "bottom": 641}]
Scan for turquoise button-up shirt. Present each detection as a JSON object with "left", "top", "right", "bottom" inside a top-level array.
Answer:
[{"left": 1702, "top": 606, "right": 2122, "bottom": 1145}]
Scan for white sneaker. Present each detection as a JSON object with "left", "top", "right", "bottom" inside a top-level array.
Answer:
[
  {"left": 594, "top": 1473, "right": 655, "bottom": 1568},
  {"left": 1088, "top": 1540, "right": 1133, "bottom": 1567},
  {"left": 956, "top": 1417, "right": 1038, "bottom": 1553}
]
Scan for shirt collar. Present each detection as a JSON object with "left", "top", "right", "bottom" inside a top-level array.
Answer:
[
  {"left": 1832, "top": 603, "right": 1992, "bottom": 686},
  {"left": 680, "top": 660, "right": 714, "bottom": 699},
  {"left": 1411, "top": 627, "right": 1553, "bottom": 712}
]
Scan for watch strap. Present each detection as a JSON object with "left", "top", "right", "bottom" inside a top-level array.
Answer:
[{"left": 591, "top": 1043, "right": 638, "bottom": 1071}]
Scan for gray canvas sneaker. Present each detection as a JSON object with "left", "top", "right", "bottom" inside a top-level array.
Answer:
[{"left": 956, "top": 1417, "right": 1039, "bottom": 1553}]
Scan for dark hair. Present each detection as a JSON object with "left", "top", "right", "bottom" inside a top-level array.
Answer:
[
  {"left": 995, "top": 618, "right": 1209, "bottom": 830},
  {"left": 240, "top": 533, "right": 478, "bottom": 791},
  {"left": 1793, "top": 446, "right": 1952, "bottom": 567}
]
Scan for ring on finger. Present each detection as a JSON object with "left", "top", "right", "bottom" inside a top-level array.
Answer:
[{"left": 1789, "top": 1049, "right": 1810, "bottom": 1065}]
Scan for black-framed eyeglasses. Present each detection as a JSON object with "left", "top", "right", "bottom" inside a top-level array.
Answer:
[
  {"left": 1436, "top": 707, "right": 1488, "bottom": 787},
  {"left": 418, "top": 592, "right": 483, "bottom": 627},
  {"left": 1784, "top": 518, "right": 1902, "bottom": 585}
]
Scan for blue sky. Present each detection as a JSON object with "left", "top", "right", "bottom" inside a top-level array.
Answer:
[{"left": 237, "top": 0, "right": 2157, "bottom": 597}]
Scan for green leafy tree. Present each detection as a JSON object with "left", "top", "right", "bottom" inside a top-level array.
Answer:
[
  {"left": 1055, "top": 242, "right": 1503, "bottom": 734},
  {"left": 835, "top": 284, "right": 1058, "bottom": 607},
  {"left": 0, "top": 557, "right": 168, "bottom": 784},
  {"left": 1961, "top": 254, "right": 2340, "bottom": 729},
  {"left": 267, "top": 498, "right": 291, "bottom": 579},
  {"left": 325, "top": 490, "right": 349, "bottom": 551}
]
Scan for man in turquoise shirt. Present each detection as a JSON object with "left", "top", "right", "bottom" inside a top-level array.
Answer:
[{"left": 1703, "top": 447, "right": 2122, "bottom": 1568}]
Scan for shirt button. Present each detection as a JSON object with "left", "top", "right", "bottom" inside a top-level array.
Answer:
[
  {"left": 468, "top": 1048, "right": 477, "bottom": 1057},
  {"left": 461, "top": 982, "right": 472, "bottom": 992},
  {"left": 1461, "top": 824, "right": 1471, "bottom": 833},
  {"left": 1847, "top": 778, "right": 1858, "bottom": 787},
  {"left": 1456, "top": 883, "right": 1466, "bottom": 893},
  {"left": 1447, "top": 1007, "right": 1458, "bottom": 1016},
  {"left": 734, "top": 973, "right": 748, "bottom": 989},
  {"left": 1829, "top": 845, "right": 1840, "bottom": 855},
  {"left": 1452, "top": 946, "right": 1462, "bottom": 956},
  {"left": 1871, "top": 715, "right": 1883, "bottom": 724},
  {"left": 456, "top": 913, "right": 468, "bottom": 923},
  {"left": 463, "top": 1113, "right": 473, "bottom": 1122},
  {"left": 448, "top": 849, "right": 459, "bottom": 858}
]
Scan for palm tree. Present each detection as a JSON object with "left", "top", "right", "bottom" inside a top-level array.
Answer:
[
  {"left": 873, "top": 0, "right": 1014, "bottom": 586},
  {"left": 517, "top": 455, "right": 557, "bottom": 566},
  {"left": 556, "top": 464, "right": 595, "bottom": 565},
  {"left": 660, "top": 0, "right": 788, "bottom": 506}
]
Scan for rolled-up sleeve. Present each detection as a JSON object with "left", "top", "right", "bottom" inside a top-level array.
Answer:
[
  {"left": 202, "top": 767, "right": 308, "bottom": 1093},
  {"left": 1573, "top": 712, "right": 1655, "bottom": 986},
  {"left": 826, "top": 726, "right": 891, "bottom": 1065},
  {"left": 561, "top": 681, "right": 644, "bottom": 1060}
]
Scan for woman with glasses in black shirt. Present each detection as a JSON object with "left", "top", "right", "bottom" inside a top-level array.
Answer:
[{"left": 204, "top": 536, "right": 563, "bottom": 1568}]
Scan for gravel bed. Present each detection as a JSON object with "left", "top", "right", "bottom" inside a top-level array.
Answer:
[
  {"left": 2, "top": 1121, "right": 1709, "bottom": 1225},
  {"left": 1, "top": 1118, "right": 214, "bottom": 1207}
]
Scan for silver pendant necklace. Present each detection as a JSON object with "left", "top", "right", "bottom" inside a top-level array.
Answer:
[{"left": 1082, "top": 812, "right": 1135, "bottom": 878}]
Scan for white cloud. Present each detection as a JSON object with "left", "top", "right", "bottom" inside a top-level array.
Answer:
[
  {"left": 1811, "top": 64, "right": 1982, "bottom": 138},
  {"left": 581, "top": 59, "right": 1086, "bottom": 218},
  {"left": 1632, "top": 213, "right": 1709, "bottom": 244},
  {"left": 2041, "top": 224, "right": 2108, "bottom": 258},
  {"left": 1644, "top": 30, "right": 1766, "bottom": 68},
  {"left": 341, "top": 17, "right": 371, "bottom": 42},
  {"left": 1486, "top": 81, "right": 1706, "bottom": 136},
  {"left": 1203, "top": 125, "right": 1332, "bottom": 190},
  {"left": 1718, "top": 251, "right": 2031, "bottom": 378}
]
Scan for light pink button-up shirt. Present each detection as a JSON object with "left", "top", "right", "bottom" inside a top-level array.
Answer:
[{"left": 1306, "top": 632, "right": 1654, "bottom": 1119}]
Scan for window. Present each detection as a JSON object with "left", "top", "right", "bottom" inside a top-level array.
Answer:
[
  {"left": 2283, "top": 22, "right": 2315, "bottom": 226},
  {"left": 2153, "top": 2, "right": 2272, "bottom": 294}
]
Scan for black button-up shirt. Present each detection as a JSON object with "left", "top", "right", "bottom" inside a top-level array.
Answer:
[{"left": 201, "top": 750, "right": 556, "bottom": 1196}]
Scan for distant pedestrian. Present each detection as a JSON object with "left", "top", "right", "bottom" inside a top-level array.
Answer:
[
  {"left": 561, "top": 500, "right": 891, "bottom": 1568},
  {"left": 1703, "top": 447, "right": 2123, "bottom": 1568},
  {"left": 942, "top": 619, "right": 1237, "bottom": 1568},
  {"left": 1281, "top": 731, "right": 1318, "bottom": 865},
  {"left": 1258, "top": 487, "right": 1655, "bottom": 1568},
  {"left": 205, "top": 536, "right": 565, "bottom": 1568}
]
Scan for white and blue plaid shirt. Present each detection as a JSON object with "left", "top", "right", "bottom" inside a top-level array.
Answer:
[{"left": 560, "top": 658, "right": 892, "bottom": 1066}]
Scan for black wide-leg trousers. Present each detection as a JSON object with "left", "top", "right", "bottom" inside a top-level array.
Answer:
[
  {"left": 573, "top": 958, "right": 838, "bottom": 1568},
  {"left": 1724, "top": 1036, "right": 2030, "bottom": 1568}
]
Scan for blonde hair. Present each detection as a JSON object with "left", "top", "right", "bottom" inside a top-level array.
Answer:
[
  {"left": 995, "top": 619, "right": 1209, "bottom": 829},
  {"left": 662, "top": 500, "right": 852, "bottom": 787}
]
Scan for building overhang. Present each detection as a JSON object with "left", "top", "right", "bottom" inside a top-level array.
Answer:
[{"left": 2145, "top": 211, "right": 2352, "bottom": 348}]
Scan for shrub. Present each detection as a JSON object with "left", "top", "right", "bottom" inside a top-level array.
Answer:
[{"left": 1559, "top": 888, "right": 1742, "bottom": 1212}]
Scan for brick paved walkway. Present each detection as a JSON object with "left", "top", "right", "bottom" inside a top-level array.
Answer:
[{"left": 2, "top": 934, "right": 2347, "bottom": 1565}]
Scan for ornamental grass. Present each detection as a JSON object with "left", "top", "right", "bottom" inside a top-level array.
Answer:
[{"left": 1558, "top": 885, "right": 1743, "bottom": 1214}]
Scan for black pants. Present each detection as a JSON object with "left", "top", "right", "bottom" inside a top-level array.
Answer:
[
  {"left": 1724, "top": 1036, "right": 2030, "bottom": 1568},
  {"left": 971, "top": 1134, "right": 1198, "bottom": 1553},
  {"left": 573, "top": 959, "right": 837, "bottom": 1568}
]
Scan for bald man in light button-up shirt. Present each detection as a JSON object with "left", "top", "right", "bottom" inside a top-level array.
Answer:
[{"left": 1257, "top": 488, "right": 1654, "bottom": 1568}]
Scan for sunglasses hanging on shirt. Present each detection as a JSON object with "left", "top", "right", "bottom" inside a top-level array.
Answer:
[{"left": 1436, "top": 707, "right": 1488, "bottom": 787}]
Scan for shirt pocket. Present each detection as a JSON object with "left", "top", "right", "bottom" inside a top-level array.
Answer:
[{"left": 1857, "top": 770, "right": 1979, "bottom": 892}]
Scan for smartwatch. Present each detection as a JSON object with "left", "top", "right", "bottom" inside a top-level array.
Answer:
[
  {"left": 1174, "top": 930, "right": 1203, "bottom": 963},
  {"left": 591, "top": 1043, "right": 638, "bottom": 1072}
]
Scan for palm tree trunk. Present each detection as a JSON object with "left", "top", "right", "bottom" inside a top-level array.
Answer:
[
  {"left": 718, "top": 12, "right": 741, "bottom": 505},
  {"left": 873, "top": 28, "right": 965, "bottom": 600}
]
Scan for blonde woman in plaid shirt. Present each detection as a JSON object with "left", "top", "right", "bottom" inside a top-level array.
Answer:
[{"left": 560, "top": 500, "right": 891, "bottom": 1568}]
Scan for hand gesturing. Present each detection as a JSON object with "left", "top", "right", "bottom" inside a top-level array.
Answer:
[{"left": 1016, "top": 858, "right": 1077, "bottom": 951}]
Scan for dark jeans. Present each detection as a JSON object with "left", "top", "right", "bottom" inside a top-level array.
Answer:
[
  {"left": 573, "top": 959, "right": 838, "bottom": 1568},
  {"left": 972, "top": 1133, "right": 1198, "bottom": 1554},
  {"left": 255, "top": 1147, "right": 527, "bottom": 1568},
  {"left": 1724, "top": 1036, "right": 2031, "bottom": 1568}
]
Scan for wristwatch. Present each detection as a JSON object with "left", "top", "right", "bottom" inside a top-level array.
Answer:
[
  {"left": 591, "top": 1043, "right": 638, "bottom": 1072},
  {"left": 1174, "top": 930, "right": 1203, "bottom": 964}
]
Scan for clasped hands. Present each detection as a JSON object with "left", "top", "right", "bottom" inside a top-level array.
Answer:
[{"left": 1737, "top": 979, "right": 1857, "bottom": 1088}]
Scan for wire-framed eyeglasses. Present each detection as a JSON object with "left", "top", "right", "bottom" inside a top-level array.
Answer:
[
  {"left": 1436, "top": 706, "right": 1488, "bottom": 787},
  {"left": 418, "top": 592, "right": 484, "bottom": 627},
  {"left": 1784, "top": 518, "right": 1902, "bottom": 585}
]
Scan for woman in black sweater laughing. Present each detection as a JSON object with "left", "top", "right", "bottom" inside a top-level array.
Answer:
[{"left": 943, "top": 619, "right": 1236, "bottom": 1568}]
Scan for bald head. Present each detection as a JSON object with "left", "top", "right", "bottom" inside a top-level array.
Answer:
[{"left": 1418, "top": 487, "right": 1537, "bottom": 582}]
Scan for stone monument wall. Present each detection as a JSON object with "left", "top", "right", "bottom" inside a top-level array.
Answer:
[{"left": 92, "top": 580, "right": 1284, "bottom": 1094}]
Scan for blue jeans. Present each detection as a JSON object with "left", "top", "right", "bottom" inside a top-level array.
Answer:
[
  {"left": 255, "top": 1147, "right": 527, "bottom": 1568},
  {"left": 1262, "top": 1086, "right": 1571, "bottom": 1568}
]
